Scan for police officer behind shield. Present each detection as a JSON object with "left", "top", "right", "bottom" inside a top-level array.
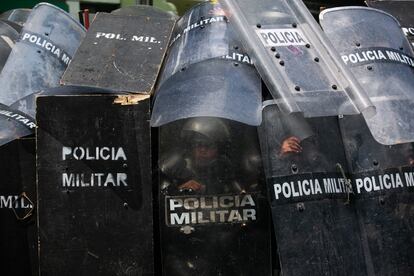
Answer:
[{"left": 159, "top": 117, "right": 238, "bottom": 195}]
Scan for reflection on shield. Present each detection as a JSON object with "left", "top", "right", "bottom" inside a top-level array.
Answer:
[
  {"left": 0, "top": 3, "right": 85, "bottom": 106},
  {"left": 219, "top": 0, "right": 375, "bottom": 118},
  {"left": 320, "top": 7, "right": 414, "bottom": 145}
]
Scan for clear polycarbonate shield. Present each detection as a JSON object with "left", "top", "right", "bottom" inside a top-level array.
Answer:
[
  {"left": 151, "top": 2, "right": 261, "bottom": 127},
  {"left": 338, "top": 115, "right": 414, "bottom": 275},
  {"left": 0, "top": 9, "right": 31, "bottom": 27},
  {"left": 258, "top": 102, "right": 366, "bottom": 275},
  {"left": 158, "top": 117, "right": 271, "bottom": 275},
  {"left": 0, "top": 3, "right": 85, "bottom": 106},
  {"left": 218, "top": 0, "right": 375, "bottom": 118},
  {"left": 0, "top": 104, "right": 35, "bottom": 147},
  {"left": 0, "top": 20, "right": 19, "bottom": 73},
  {"left": 366, "top": 0, "right": 414, "bottom": 50},
  {"left": 151, "top": 59, "right": 261, "bottom": 127},
  {"left": 320, "top": 7, "right": 414, "bottom": 145},
  {"left": 158, "top": 2, "right": 237, "bottom": 86}
]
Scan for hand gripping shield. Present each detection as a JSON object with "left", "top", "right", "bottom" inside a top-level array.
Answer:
[
  {"left": 218, "top": 0, "right": 375, "bottom": 118},
  {"left": 320, "top": 7, "right": 414, "bottom": 145},
  {"left": 258, "top": 102, "right": 366, "bottom": 275},
  {"left": 366, "top": 0, "right": 414, "bottom": 50},
  {"left": 0, "top": 3, "right": 85, "bottom": 106},
  {"left": 151, "top": 2, "right": 262, "bottom": 127}
]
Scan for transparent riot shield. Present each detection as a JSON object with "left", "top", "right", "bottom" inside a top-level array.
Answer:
[
  {"left": 320, "top": 7, "right": 414, "bottom": 145},
  {"left": 339, "top": 114, "right": 414, "bottom": 275},
  {"left": 151, "top": 2, "right": 262, "bottom": 127},
  {"left": 258, "top": 103, "right": 367, "bottom": 275},
  {"left": 151, "top": 59, "right": 261, "bottom": 127},
  {"left": 158, "top": 117, "right": 271, "bottom": 275},
  {"left": 0, "top": 104, "right": 36, "bottom": 146},
  {"left": 0, "top": 3, "right": 85, "bottom": 106},
  {"left": 366, "top": 0, "right": 414, "bottom": 50},
  {"left": 218, "top": 0, "right": 375, "bottom": 118},
  {"left": 157, "top": 2, "right": 235, "bottom": 86},
  {"left": 0, "top": 20, "right": 19, "bottom": 73},
  {"left": 0, "top": 8, "right": 31, "bottom": 27}
]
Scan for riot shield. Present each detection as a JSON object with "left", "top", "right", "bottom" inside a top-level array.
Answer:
[
  {"left": 218, "top": 0, "right": 375, "bottom": 118},
  {"left": 158, "top": 117, "right": 271, "bottom": 275},
  {"left": 338, "top": 114, "right": 414, "bottom": 275},
  {"left": 9, "top": 85, "right": 120, "bottom": 118},
  {"left": 0, "top": 138, "right": 37, "bottom": 276},
  {"left": 0, "top": 20, "right": 19, "bottom": 73},
  {"left": 258, "top": 103, "right": 367, "bottom": 275},
  {"left": 0, "top": 104, "right": 36, "bottom": 146},
  {"left": 157, "top": 2, "right": 235, "bottom": 86},
  {"left": 151, "top": 2, "right": 262, "bottom": 127},
  {"left": 37, "top": 95, "right": 154, "bottom": 275},
  {"left": 320, "top": 7, "right": 414, "bottom": 145},
  {"left": 366, "top": 0, "right": 414, "bottom": 50},
  {"left": 0, "top": 3, "right": 85, "bottom": 106},
  {"left": 61, "top": 7, "right": 175, "bottom": 94},
  {"left": 0, "top": 9, "right": 31, "bottom": 27}
]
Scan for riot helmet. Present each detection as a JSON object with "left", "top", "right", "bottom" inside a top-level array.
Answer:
[
  {"left": 181, "top": 117, "right": 231, "bottom": 167},
  {"left": 181, "top": 117, "right": 231, "bottom": 147}
]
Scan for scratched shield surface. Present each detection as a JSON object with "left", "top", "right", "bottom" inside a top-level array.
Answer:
[
  {"left": 258, "top": 103, "right": 367, "bottom": 276},
  {"left": 0, "top": 3, "right": 85, "bottom": 106},
  {"left": 36, "top": 95, "right": 154, "bottom": 275},
  {"left": 0, "top": 138, "right": 37, "bottom": 276},
  {"left": 338, "top": 114, "right": 414, "bottom": 276},
  {"left": 61, "top": 7, "right": 175, "bottom": 94},
  {"left": 320, "top": 7, "right": 414, "bottom": 146}
]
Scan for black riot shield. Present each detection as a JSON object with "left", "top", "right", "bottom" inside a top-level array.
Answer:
[
  {"left": 258, "top": 103, "right": 366, "bottom": 276},
  {"left": 337, "top": 114, "right": 414, "bottom": 275},
  {"left": 158, "top": 117, "right": 271, "bottom": 276},
  {"left": 320, "top": 7, "right": 414, "bottom": 145},
  {"left": 366, "top": 0, "right": 414, "bottom": 50},
  {"left": 0, "top": 3, "right": 85, "bottom": 106},
  {"left": 61, "top": 6, "right": 175, "bottom": 94},
  {"left": 0, "top": 138, "right": 37, "bottom": 276},
  {"left": 37, "top": 94, "right": 154, "bottom": 275},
  {"left": 9, "top": 85, "right": 120, "bottom": 118}
]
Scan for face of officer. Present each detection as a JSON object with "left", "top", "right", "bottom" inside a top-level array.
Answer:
[{"left": 191, "top": 138, "right": 219, "bottom": 168}]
